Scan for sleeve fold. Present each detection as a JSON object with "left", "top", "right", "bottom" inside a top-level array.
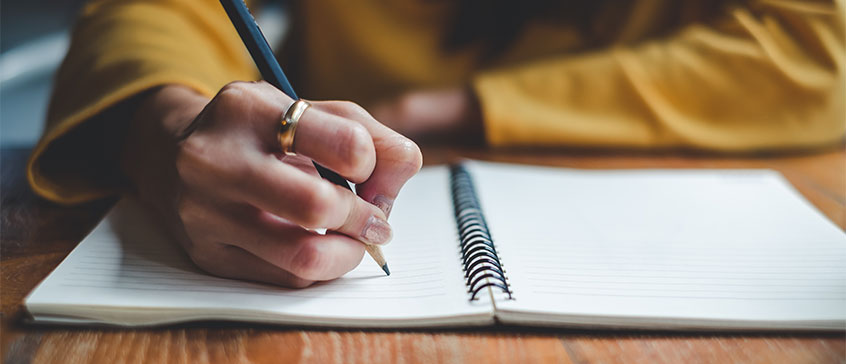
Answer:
[
  {"left": 474, "top": 0, "right": 845, "bottom": 151},
  {"left": 27, "top": 0, "right": 258, "bottom": 204}
]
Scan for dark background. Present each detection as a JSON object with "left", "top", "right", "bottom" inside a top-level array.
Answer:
[
  {"left": 1, "top": 1, "right": 92, "bottom": 147},
  {"left": 1, "top": 0, "right": 86, "bottom": 52}
]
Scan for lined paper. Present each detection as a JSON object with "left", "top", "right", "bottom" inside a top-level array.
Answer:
[
  {"left": 467, "top": 162, "right": 846, "bottom": 329},
  {"left": 26, "top": 168, "right": 492, "bottom": 327},
  {"left": 512, "top": 242, "right": 845, "bottom": 301},
  {"left": 26, "top": 161, "right": 846, "bottom": 330}
]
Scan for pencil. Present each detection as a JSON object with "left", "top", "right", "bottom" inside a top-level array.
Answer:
[{"left": 219, "top": 0, "right": 390, "bottom": 276}]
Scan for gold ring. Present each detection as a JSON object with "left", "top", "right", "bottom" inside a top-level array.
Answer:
[{"left": 278, "top": 99, "right": 310, "bottom": 156}]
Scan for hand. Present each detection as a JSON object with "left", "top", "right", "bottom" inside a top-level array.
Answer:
[
  {"left": 369, "top": 87, "right": 485, "bottom": 144},
  {"left": 121, "top": 82, "right": 422, "bottom": 287}
]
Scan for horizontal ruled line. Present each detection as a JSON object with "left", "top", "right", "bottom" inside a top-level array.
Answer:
[
  {"left": 60, "top": 284, "right": 448, "bottom": 299},
  {"left": 524, "top": 277, "right": 845, "bottom": 288},
  {"left": 522, "top": 271, "right": 846, "bottom": 281},
  {"left": 524, "top": 266, "right": 845, "bottom": 275},
  {"left": 529, "top": 284, "right": 844, "bottom": 295},
  {"left": 531, "top": 290, "right": 846, "bottom": 301}
]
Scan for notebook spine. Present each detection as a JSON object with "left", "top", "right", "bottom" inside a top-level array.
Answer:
[{"left": 450, "top": 165, "right": 513, "bottom": 301}]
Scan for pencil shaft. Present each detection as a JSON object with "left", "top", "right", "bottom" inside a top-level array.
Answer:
[
  {"left": 219, "top": 0, "right": 351, "bottom": 188},
  {"left": 219, "top": 0, "right": 296, "bottom": 97},
  {"left": 219, "top": 0, "right": 389, "bottom": 274}
]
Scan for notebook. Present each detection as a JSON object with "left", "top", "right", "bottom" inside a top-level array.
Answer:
[{"left": 24, "top": 161, "right": 846, "bottom": 330}]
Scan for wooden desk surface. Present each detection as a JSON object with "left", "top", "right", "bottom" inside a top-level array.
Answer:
[{"left": 2, "top": 146, "right": 844, "bottom": 363}]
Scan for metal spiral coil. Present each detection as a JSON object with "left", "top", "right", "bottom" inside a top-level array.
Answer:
[{"left": 450, "top": 165, "right": 513, "bottom": 301}]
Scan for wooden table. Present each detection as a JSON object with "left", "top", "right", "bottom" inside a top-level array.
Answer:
[{"left": 2, "top": 146, "right": 845, "bottom": 363}]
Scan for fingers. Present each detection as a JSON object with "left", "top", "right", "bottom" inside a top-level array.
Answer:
[
  {"left": 235, "top": 214, "right": 366, "bottom": 281},
  {"left": 292, "top": 108, "right": 377, "bottom": 183},
  {"left": 193, "top": 244, "right": 315, "bottom": 288},
  {"left": 230, "top": 81, "right": 378, "bottom": 183},
  {"left": 181, "top": 202, "right": 366, "bottom": 282},
  {"left": 311, "top": 101, "right": 423, "bottom": 217},
  {"left": 356, "top": 135, "right": 423, "bottom": 217},
  {"left": 231, "top": 154, "right": 393, "bottom": 246},
  {"left": 218, "top": 82, "right": 421, "bottom": 206},
  {"left": 170, "top": 81, "right": 415, "bottom": 289},
  {"left": 179, "top": 81, "right": 395, "bottom": 245}
]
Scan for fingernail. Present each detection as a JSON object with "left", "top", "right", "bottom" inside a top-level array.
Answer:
[
  {"left": 372, "top": 195, "right": 394, "bottom": 216},
  {"left": 361, "top": 216, "right": 392, "bottom": 245}
]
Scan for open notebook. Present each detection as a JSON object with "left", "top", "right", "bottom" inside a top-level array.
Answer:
[{"left": 25, "top": 161, "right": 846, "bottom": 330}]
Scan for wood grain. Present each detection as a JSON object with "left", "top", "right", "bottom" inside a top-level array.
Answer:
[
  {"left": 19, "top": 331, "right": 570, "bottom": 363},
  {"left": 2, "top": 146, "right": 845, "bottom": 364}
]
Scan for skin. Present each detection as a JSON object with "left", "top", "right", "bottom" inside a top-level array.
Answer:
[
  {"left": 369, "top": 87, "right": 485, "bottom": 145},
  {"left": 121, "top": 81, "right": 423, "bottom": 287}
]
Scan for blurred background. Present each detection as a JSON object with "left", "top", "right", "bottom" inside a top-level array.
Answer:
[
  {"left": 1, "top": 0, "right": 86, "bottom": 147},
  {"left": 0, "top": 1, "right": 286, "bottom": 148}
]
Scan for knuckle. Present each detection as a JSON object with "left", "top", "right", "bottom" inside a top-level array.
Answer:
[
  {"left": 216, "top": 85, "right": 242, "bottom": 106},
  {"left": 176, "top": 134, "right": 250, "bottom": 190},
  {"left": 334, "top": 100, "right": 369, "bottom": 119},
  {"left": 188, "top": 245, "right": 240, "bottom": 281},
  {"left": 219, "top": 81, "right": 250, "bottom": 96},
  {"left": 215, "top": 82, "right": 255, "bottom": 113},
  {"left": 187, "top": 245, "right": 217, "bottom": 274},
  {"left": 298, "top": 183, "right": 336, "bottom": 228},
  {"left": 337, "top": 124, "right": 375, "bottom": 173},
  {"left": 175, "top": 137, "right": 223, "bottom": 186},
  {"left": 289, "top": 241, "right": 329, "bottom": 280},
  {"left": 174, "top": 140, "right": 201, "bottom": 180},
  {"left": 174, "top": 199, "right": 211, "bottom": 244},
  {"left": 283, "top": 277, "right": 315, "bottom": 289},
  {"left": 387, "top": 136, "right": 424, "bottom": 175},
  {"left": 175, "top": 197, "right": 199, "bottom": 226}
]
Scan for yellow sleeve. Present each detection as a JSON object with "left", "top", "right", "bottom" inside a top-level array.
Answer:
[
  {"left": 27, "top": 0, "right": 258, "bottom": 204},
  {"left": 474, "top": 0, "right": 845, "bottom": 151}
]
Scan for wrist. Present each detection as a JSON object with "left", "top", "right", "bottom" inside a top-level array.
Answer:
[
  {"left": 399, "top": 86, "right": 485, "bottom": 144},
  {"left": 136, "top": 85, "right": 210, "bottom": 139},
  {"left": 458, "top": 86, "right": 484, "bottom": 139},
  {"left": 119, "top": 85, "right": 209, "bottom": 199}
]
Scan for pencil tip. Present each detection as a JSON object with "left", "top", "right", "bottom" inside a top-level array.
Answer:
[{"left": 381, "top": 264, "right": 390, "bottom": 276}]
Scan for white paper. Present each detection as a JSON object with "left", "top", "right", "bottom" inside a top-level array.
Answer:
[
  {"left": 26, "top": 168, "right": 491, "bottom": 327},
  {"left": 466, "top": 162, "right": 846, "bottom": 330}
]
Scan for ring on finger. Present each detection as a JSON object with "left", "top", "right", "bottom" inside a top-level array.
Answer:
[{"left": 278, "top": 99, "right": 311, "bottom": 156}]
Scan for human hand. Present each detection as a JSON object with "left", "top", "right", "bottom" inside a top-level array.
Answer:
[
  {"left": 121, "top": 82, "right": 422, "bottom": 287},
  {"left": 369, "top": 87, "right": 485, "bottom": 144}
]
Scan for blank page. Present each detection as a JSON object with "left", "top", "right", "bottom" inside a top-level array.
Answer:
[
  {"left": 466, "top": 162, "right": 846, "bottom": 330},
  {"left": 26, "top": 167, "right": 492, "bottom": 327}
]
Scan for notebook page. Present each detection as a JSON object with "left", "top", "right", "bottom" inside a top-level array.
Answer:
[
  {"left": 26, "top": 167, "right": 492, "bottom": 327},
  {"left": 466, "top": 162, "right": 846, "bottom": 330}
]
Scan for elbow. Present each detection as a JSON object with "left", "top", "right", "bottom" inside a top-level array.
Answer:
[
  {"left": 790, "top": 69, "right": 845, "bottom": 149},
  {"left": 748, "top": 80, "right": 845, "bottom": 151}
]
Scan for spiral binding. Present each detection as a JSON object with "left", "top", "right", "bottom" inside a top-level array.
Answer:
[{"left": 450, "top": 165, "right": 513, "bottom": 301}]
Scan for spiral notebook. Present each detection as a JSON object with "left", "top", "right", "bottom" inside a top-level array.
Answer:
[{"left": 25, "top": 161, "right": 846, "bottom": 330}]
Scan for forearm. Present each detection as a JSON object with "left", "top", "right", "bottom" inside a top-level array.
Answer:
[
  {"left": 473, "top": 0, "right": 845, "bottom": 151},
  {"left": 29, "top": 0, "right": 257, "bottom": 204},
  {"left": 121, "top": 86, "right": 209, "bottom": 206}
]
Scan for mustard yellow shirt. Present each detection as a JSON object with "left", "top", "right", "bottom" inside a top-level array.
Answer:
[{"left": 28, "top": 0, "right": 846, "bottom": 204}]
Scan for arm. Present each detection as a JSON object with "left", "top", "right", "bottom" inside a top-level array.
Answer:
[
  {"left": 28, "top": 0, "right": 423, "bottom": 287},
  {"left": 379, "top": 0, "right": 845, "bottom": 151},
  {"left": 28, "top": 0, "right": 257, "bottom": 203},
  {"left": 123, "top": 82, "right": 421, "bottom": 286}
]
